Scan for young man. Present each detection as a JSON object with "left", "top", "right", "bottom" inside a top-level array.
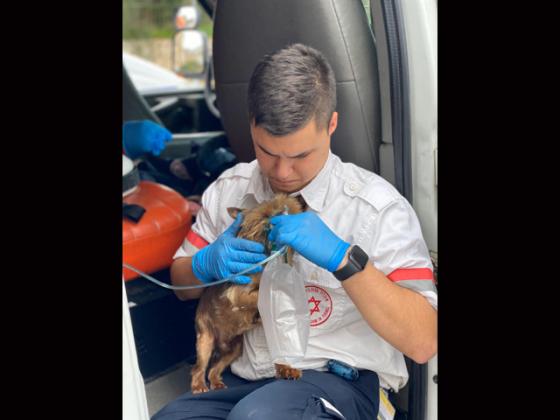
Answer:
[{"left": 154, "top": 43, "right": 437, "bottom": 420}]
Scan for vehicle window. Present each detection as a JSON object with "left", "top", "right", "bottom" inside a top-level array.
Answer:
[{"left": 123, "top": 0, "right": 213, "bottom": 93}]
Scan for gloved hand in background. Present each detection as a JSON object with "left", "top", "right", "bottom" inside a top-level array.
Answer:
[
  {"left": 192, "top": 214, "right": 268, "bottom": 285},
  {"left": 123, "top": 120, "right": 172, "bottom": 159},
  {"left": 268, "top": 212, "right": 350, "bottom": 272}
]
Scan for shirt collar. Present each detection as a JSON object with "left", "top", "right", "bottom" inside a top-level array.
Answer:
[
  {"left": 240, "top": 164, "right": 273, "bottom": 209},
  {"left": 241, "top": 150, "right": 335, "bottom": 212}
]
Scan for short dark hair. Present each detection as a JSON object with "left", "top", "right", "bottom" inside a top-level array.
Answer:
[{"left": 248, "top": 43, "right": 336, "bottom": 136}]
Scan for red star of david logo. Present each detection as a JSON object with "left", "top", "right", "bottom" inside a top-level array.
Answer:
[{"left": 308, "top": 296, "right": 321, "bottom": 315}]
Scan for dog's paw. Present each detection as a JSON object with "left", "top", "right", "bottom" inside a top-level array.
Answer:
[
  {"left": 274, "top": 363, "right": 302, "bottom": 380},
  {"left": 210, "top": 381, "right": 227, "bottom": 390},
  {"left": 191, "top": 383, "right": 210, "bottom": 394}
]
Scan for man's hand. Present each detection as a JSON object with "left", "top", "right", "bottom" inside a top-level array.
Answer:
[
  {"left": 123, "top": 120, "right": 172, "bottom": 159},
  {"left": 192, "top": 214, "right": 268, "bottom": 285},
  {"left": 269, "top": 212, "right": 350, "bottom": 272}
]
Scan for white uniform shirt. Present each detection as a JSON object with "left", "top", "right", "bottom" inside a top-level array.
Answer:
[{"left": 173, "top": 151, "right": 437, "bottom": 391}]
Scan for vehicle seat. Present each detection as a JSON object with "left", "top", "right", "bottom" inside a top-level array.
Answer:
[
  {"left": 211, "top": 0, "right": 420, "bottom": 417},
  {"left": 213, "top": 0, "right": 381, "bottom": 173}
]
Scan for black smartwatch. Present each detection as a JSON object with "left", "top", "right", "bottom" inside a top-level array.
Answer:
[{"left": 333, "top": 245, "right": 369, "bottom": 281}]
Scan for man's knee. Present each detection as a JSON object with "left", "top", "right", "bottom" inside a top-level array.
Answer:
[
  {"left": 227, "top": 395, "right": 280, "bottom": 420},
  {"left": 226, "top": 379, "right": 333, "bottom": 420},
  {"left": 228, "top": 392, "right": 342, "bottom": 420},
  {"left": 152, "top": 392, "right": 233, "bottom": 420},
  {"left": 227, "top": 381, "right": 306, "bottom": 420}
]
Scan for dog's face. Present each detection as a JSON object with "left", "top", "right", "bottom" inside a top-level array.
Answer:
[{"left": 227, "top": 194, "right": 303, "bottom": 255}]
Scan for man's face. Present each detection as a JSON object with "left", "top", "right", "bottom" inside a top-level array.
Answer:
[{"left": 251, "top": 113, "right": 338, "bottom": 194}]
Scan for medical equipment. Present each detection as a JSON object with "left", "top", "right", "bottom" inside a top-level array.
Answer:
[
  {"left": 327, "top": 359, "right": 359, "bottom": 381},
  {"left": 123, "top": 244, "right": 287, "bottom": 290}
]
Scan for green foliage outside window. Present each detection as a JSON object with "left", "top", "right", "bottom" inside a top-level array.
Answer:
[{"left": 123, "top": 0, "right": 213, "bottom": 40}]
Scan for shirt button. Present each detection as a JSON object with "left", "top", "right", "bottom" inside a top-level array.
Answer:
[
  {"left": 349, "top": 183, "right": 358, "bottom": 192},
  {"left": 311, "top": 272, "right": 318, "bottom": 280}
]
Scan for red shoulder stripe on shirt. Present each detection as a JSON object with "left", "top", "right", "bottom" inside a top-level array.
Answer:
[
  {"left": 387, "top": 268, "right": 434, "bottom": 283},
  {"left": 186, "top": 230, "right": 209, "bottom": 249}
]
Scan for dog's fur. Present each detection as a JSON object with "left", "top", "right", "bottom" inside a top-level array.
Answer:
[{"left": 190, "top": 194, "right": 305, "bottom": 394}]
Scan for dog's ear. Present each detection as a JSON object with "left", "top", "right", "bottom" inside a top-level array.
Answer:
[{"left": 227, "top": 207, "right": 244, "bottom": 219}]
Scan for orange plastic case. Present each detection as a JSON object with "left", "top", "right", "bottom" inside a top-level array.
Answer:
[{"left": 123, "top": 181, "right": 192, "bottom": 281}]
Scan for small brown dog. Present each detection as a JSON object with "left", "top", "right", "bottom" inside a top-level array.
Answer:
[{"left": 190, "top": 194, "right": 305, "bottom": 393}]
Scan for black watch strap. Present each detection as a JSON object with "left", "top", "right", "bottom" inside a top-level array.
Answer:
[{"left": 333, "top": 245, "right": 369, "bottom": 281}]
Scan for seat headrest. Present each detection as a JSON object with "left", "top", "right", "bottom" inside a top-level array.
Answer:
[{"left": 213, "top": 0, "right": 381, "bottom": 173}]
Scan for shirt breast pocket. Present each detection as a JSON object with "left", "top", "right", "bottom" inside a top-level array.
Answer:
[{"left": 294, "top": 255, "right": 346, "bottom": 334}]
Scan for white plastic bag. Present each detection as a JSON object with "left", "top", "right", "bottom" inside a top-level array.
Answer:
[{"left": 257, "top": 255, "right": 310, "bottom": 366}]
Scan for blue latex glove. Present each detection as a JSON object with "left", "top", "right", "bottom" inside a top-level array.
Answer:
[
  {"left": 269, "top": 212, "right": 350, "bottom": 272},
  {"left": 192, "top": 214, "right": 268, "bottom": 285},
  {"left": 122, "top": 120, "right": 172, "bottom": 159}
]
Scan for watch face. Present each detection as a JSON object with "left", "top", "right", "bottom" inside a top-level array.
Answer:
[
  {"left": 350, "top": 246, "right": 368, "bottom": 268},
  {"left": 333, "top": 245, "right": 369, "bottom": 281}
]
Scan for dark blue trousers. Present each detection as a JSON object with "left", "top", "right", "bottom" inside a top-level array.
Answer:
[{"left": 151, "top": 369, "right": 379, "bottom": 420}]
